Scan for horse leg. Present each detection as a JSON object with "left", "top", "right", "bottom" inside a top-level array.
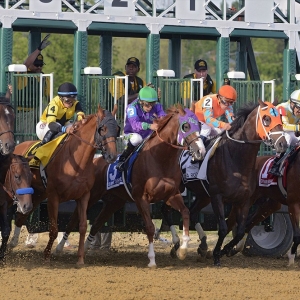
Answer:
[
  {"left": 85, "top": 196, "right": 126, "bottom": 252},
  {"left": 168, "top": 193, "right": 190, "bottom": 261},
  {"left": 189, "top": 193, "right": 210, "bottom": 258},
  {"left": 0, "top": 201, "right": 10, "bottom": 262},
  {"left": 44, "top": 198, "right": 59, "bottom": 262},
  {"left": 9, "top": 211, "right": 28, "bottom": 248},
  {"left": 220, "top": 203, "right": 251, "bottom": 258},
  {"left": 76, "top": 194, "right": 90, "bottom": 266},
  {"left": 55, "top": 209, "right": 79, "bottom": 253},
  {"left": 210, "top": 194, "right": 228, "bottom": 266},
  {"left": 286, "top": 202, "right": 300, "bottom": 267},
  {"left": 135, "top": 199, "right": 157, "bottom": 268}
]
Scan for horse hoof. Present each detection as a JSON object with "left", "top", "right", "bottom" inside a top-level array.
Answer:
[
  {"left": 177, "top": 248, "right": 187, "bottom": 260},
  {"left": 170, "top": 247, "right": 177, "bottom": 259},
  {"left": 147, "top": 262, "right": 157, "bottom": 268},
  {"left": 75, "top": 263, "right": 85, "bottom": 269},
  {"left": 197, "top": 247, "right": 207, "bottom": 258},
  {"left": 206, "top": 250, "right": 213, "bottom": 259},
  {"left": 196, "top": 255, "right": 206, "bottom": 263}
]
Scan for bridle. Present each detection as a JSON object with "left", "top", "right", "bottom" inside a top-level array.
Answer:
[
  {"left": 0, "top": 101, "right": 15, "bottom": 138},
  {"left": 69, "top": 112, "right": 118, "bottom": 154},
  {"left": 1, "top": 161, "right": 34, "bottom": 206},
  {"left": 155, "top": 112, "right": 200, "bottom": 151},
  {"left": 226, "top": 103, "right": 285, "bottom": 148}
]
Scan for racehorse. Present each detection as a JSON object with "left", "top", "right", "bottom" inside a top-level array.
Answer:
[
  {"left": 157, "top": 100, "right": 287, "bottom": 266},
  {"left": 55, "top": 105, "right": 206, "bottom": 267},
  {"left": 13, "top": 105, "right": 120, "bottom": 266},
  {"left": 0, "top": 97, "right": 15, "bottom": 155},
  {"left": 0, "top": 154, "right": 33, "bottom": 261},
  {"left": 222, "top": 150, "right": 300, "bottom": 266}
]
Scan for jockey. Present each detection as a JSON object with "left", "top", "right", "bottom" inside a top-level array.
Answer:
[
  {"left": 194, "top": 84, "right": 237, "bottom": 142},
  {"left": 36, "top": 82, "right": 85, "bottom": 145},
  {"left": 268, "top": 89, "right": 300, "bottom": 176},
  {"left": 116, "top": 86, "right": 166, "bottom": 171}
]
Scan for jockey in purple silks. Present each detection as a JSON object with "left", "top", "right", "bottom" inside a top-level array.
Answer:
[{"left": 116, "top": 86, "right": 166, "bottom": 171}]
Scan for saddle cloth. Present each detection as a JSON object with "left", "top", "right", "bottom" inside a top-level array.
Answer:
[
  {"left": 259, "top": 157, "right": 287, "bottom": 188},
  {"left": 25, "top": 134, "right": 67, "bottom": 168}
]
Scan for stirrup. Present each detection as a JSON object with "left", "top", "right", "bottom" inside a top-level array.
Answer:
[
  {"left": 116, "top": 161, "right": 125, "bottom": 171},
  {"left": 268, "top": 167, "right": 282, "bottom": 177}
]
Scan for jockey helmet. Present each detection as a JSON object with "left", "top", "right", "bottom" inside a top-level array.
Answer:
[
  {"left": 290, "top": 89, "right": 300, "bottom": 106},
  {"left": 218, "top": 85, "right": 237, "bottom": 102},
  {"left": 58, "top": 82, "right": 78, "bottom": 97},
  {"left": 139, "top": 86, "right": 158, "bottom": 102}
]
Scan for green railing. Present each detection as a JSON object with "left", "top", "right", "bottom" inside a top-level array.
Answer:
[{"left": 7, "top": 71, "right": 52, "bottom": 144}]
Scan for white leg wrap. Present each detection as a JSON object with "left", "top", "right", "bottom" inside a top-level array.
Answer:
[
  {"left": 235, "top": 233, "right": 248, "bottom": 252},
  {"left": 55, "top": 232, "right": 69, "bottom": 253},
  {"left": 177, "top": 234, "right": 190, "bottom": 260},
  {"left": 84, "top": 234, "right": 95, "bottom": 252},
  {"left": 148, "top": 242, "right": 156, "bottom": 268},
  {"left": 195, "top": 223, "right": 206, "bottom": 240},
  {"left": 287, "top": 248, "right": 295, "bottom": 266},
  {"left": 9, "top": 226, "right": 22, "bottom": 248},
  {"left": 170, "top": 225, "right": 180, "bottom": 244}
]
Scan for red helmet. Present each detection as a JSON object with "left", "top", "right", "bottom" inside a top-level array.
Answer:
[{"left": 218, "top": 85, "right": 237, "bottom": 102}]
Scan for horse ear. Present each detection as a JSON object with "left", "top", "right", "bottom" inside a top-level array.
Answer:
[
  {"left": 258, "top": 99, "right": 266, "bottom": 107},
  {"left": 97, "top": 104, "right": 104, "bottom": 116},
  {"left": 112, "top": 104, "right": 118, "bottom": 116}
]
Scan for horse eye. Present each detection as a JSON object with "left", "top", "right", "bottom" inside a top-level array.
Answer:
[
  {"left": 262, "top": 115, "right": 271, "bottom": 127},
  {"left": 182, "top": 123, "right": 191, "bottom": 132}
]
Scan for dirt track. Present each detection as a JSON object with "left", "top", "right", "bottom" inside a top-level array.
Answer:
[{"left": 0, "top": 228, "right": 300, "bottom": 300}]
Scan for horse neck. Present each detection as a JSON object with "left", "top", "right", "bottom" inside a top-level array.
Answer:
[
  {"left": 65, "top": 119, "right": 97, "bottom": 167},
  {"left": 0, "top": 154, "right": 12, "bottom": 183}
]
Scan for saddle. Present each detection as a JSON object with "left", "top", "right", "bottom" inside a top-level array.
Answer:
[{"left": 25, "top": 134, "right": 68, "bottom": 169}]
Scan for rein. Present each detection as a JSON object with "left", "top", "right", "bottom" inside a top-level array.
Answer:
[
  {"left": 155, "top": 130, "right": 188, "bottom": 150},
  {"left": 225, "top": 104, "right": 285, "bottom": 147}
]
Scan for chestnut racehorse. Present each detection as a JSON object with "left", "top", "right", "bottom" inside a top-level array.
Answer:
[
  {"left": 56, "top": 105, "right": 206, "bottom": 267},
  {"left": 13, "top": 106, "right": 119, "bottom": 266}
]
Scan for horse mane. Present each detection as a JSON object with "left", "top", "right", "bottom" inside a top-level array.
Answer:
[
  {"left": 0, "top": 96, "right": 11, "bottom": 104},
  {"left": 229, "top": 101, "right": 257, "bottom": 134},
  {"left": 155, "top": 104, "right": 182, "bottom": 130}
]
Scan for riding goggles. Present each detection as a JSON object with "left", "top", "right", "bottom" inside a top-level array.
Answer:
[
  {"left": 291, "top": 100, "right": 300, "bottom": 110},
  {"left": 61, "top": 96, "right": 76, "bottom": 104},
  {"left": 219, "top": 96, "right": 235, "bottom": 106},
  {"left": 140, "top": 101, "right": 156, "bottom": 108},
  {"left": 33, "top": 63, "right": 43, "bottom": 68}
]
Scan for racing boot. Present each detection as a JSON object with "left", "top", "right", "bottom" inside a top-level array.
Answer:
[
  {"left": 40, "top": 130, "right": 56, "bottom": 146},
  {"left": 116, "top": 141, "right": 135, "bottom": 171},
  {"left": 268, "top": 146, "right": 293, "bottom": 177}
]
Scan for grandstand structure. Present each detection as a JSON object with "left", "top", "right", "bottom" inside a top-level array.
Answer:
[{"left": 0, "top": 0, "right": 300, "bottom": 101}]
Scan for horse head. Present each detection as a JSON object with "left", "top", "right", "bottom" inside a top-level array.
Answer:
[
  {"left": 94, "top": 105, "right": 120, "bottom": 164},
  {"left": 0, "top": 97, "right": 15, "bottom": 155},
  {"left": 4, "top": 155, "right": 33, "bottom": 215},
  {"left": 161, "top": 104, "right": 205, "bottom": 161},
  {"left": 229, "top": 100, "right": 287, "bottom": 153},
  {"left": 255, "top": 100, "right": 287, "bottom": 153}
]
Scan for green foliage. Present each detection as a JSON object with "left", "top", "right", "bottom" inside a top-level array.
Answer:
[{"left": 12, "top": 31, "right": 286, "bottom": 100}]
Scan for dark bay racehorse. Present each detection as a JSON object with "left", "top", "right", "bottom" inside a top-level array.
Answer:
[
  {"left": 13, "top": 106, "right": 119, "bottom": 266},
  {"left": 160, "top": 101, "right": 287, "bottom": 266},
  {"left": 0, "top": 154, "right": 33, "bottom": 261},
  {"left": 0, "top": 97, "right": 15, "bottom": 155},
  {"left": 56, "top": 106, "right": 206, "bottom": 267},
  {"left": 0, "top": 97, "right": 33, "bottom": 261},
  {"left": 223, "top": 151, "right": 300, "bottom": 266}
]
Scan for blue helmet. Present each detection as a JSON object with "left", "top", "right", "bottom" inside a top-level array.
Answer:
[{"left": 58, "top": 82, "right": 78, "bottom": 97}]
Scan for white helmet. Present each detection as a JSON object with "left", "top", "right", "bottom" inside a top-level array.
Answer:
[{"left": 290, "top": 89, "right": 300, "bottom": 106}]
